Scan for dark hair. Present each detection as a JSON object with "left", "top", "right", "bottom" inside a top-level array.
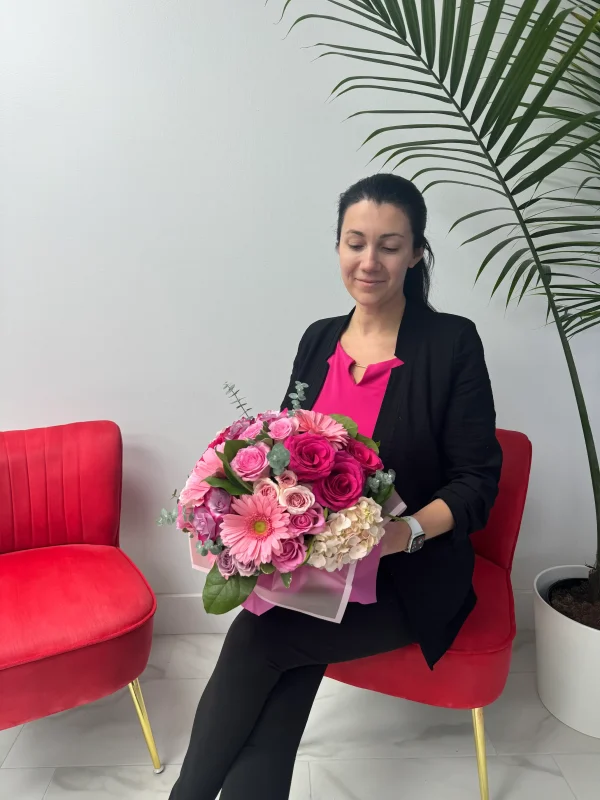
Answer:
[{"left": 336, "top": 173, "right": 434, "bottom": 308}]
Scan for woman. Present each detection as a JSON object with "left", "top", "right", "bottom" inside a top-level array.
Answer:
[{"left": 170, "top": 173, "right": 502, "bottom": 800}]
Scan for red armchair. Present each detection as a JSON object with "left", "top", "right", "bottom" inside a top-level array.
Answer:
[
  {"left": 326, "top": 429, "right": 532, "bottom": 800},
  {"left": 0, "top": 421, "right": 163, "bottom": 773}
]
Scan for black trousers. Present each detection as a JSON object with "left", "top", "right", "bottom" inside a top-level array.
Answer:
[{"left": 169, "top": 568, "right": 412, "bottom": 800}]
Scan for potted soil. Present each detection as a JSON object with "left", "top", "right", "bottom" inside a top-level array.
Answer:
[{"left": 535, "top": 567, "right": 600, "bottom": 737}]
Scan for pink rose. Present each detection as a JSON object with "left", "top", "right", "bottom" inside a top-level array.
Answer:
[
  {"left": 284, "top": 434, "right": 336, "bottom": 482},
  {"left": 231, "top": 444, "right": 271, "bottom": 482},
  {"left": 243, "top": 421, "right": 265, "bottom": 440},
  {"left": 191, "top": 507, "right": 217, "bottom": 542},
  {"left": 268, "top": 416, "right": 299, "bottom": 441},
  {"left": 313, "top": 451, "right": 365, "bottom": 512},
  {"left": 205, "top": 488, "right": 231, "bottom": 519},
  {"left": 279, "top": 485, "right": 315, "bottom": 515},
  {"left": 344, "top": 438, "right": 384, "bottom": 474},
  {"left": 253, "top": 478, "right": 280, "bottom": 502},
  {"left": 257, "top": 409, "right": 282, "bottom": 423},
  {"left": 176, "top": 502, "right": 194, "bottom": 532},
  {"left": 226, "top": 418, "right": 253, "bottom": 440},
  {"left": 180, "top": 447, "right": 225, "bottom": 506},
  {"left": 276, "top": 470, "right": 298, "bottom": 489},
  {"left": 288, "top": 503, "right": 325, "bottom": 535},
  {"left": 271, "top": 536, "right": 307, "bottom": 574}
]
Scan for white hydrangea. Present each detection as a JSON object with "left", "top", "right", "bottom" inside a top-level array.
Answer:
[{"left": 308, "top": 497, "right": 385, "bottom": 572}]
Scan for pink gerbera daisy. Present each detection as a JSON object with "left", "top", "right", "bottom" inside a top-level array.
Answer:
[
  {"left": 295, "top": 409, "right": 349, "bottom": 450},
  {"left": 220, "top": 494, "right": 292, "bottom": 565}
]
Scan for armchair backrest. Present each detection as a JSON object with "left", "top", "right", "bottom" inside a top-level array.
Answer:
[
  {"left": 0, "top": 421, "right": 122, "bottom": 554},
  {"left": 470, "top": 429, "right": 532, "bottom": 571}
]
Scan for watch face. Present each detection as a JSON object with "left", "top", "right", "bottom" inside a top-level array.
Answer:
[{"left": 408, "top": 534, "right": 426, "bottom": 554}]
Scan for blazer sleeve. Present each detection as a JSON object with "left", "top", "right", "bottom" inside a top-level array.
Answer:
[{"left": 433, "top": 321, "right": 503, "bottom": 540}]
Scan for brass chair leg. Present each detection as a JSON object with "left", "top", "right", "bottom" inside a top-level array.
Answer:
[
  {"left": 472, "top": 707, "right": 489, "bottom": 800},
  {"left": 128, "top": 678, "right": 164, "bottom": 774}
]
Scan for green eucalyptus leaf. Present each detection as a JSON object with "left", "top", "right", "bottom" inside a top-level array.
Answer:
[{"left": 280, "top": 572, "right": 293, "bottom": 588}]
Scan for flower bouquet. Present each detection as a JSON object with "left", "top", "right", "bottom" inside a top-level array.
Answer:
[{"left": 158, "top": 382, "right": 405, "bottom": 619}]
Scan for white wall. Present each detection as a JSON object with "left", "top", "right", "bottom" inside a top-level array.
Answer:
[{"left": 1, "top": 0, "right": 598, "bottom": 631}]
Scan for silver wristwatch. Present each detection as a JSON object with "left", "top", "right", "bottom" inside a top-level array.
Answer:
[{"left": 401, "top": 516, "right": 426, "bottom": 554}]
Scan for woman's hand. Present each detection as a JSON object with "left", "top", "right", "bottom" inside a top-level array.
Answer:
[
  {"left": 380, "top": 499, "right": 456, "bottom": 557},
  {"left": 380, "top": 519, "right": 412, "bottom": 557}
]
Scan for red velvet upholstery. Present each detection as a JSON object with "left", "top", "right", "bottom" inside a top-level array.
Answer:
[
  {"left": 326, "top": 429, "right": 532, "bottom": 710},
  {"left": 0, "top": 421, "right": 156, "bottom": 730}
]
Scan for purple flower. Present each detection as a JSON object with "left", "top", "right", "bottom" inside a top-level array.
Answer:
[
  {"left": 192, "top": 507, "right": 216, "bottom": 542},
  {"left": 217, "top": 550, "right": 238, "bottom": 580},
  {"left": 205, "top": 488, "right": 231, "bottom": 519},
  {"left": 226, "top": 418, "right": 253, "bottom": 440},
  {"left": 232, "top": 555, "right": 258, "bottom": 577}
]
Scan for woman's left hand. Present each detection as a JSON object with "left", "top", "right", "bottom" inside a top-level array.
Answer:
[{"left": 380, "top": 519, "right": 412, "bottom": 557}]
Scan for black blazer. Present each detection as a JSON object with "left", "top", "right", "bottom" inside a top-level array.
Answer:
[{"left": 282, "top": 302, "right": 503, "bottom": 668}]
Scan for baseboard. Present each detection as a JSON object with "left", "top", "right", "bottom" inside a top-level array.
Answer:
[{"left": 154, "top": 589, "right": 536, "bottom": 634}]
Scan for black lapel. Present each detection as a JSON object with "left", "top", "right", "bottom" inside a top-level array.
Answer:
[{"left": 373, "top": 302, "right": 431, "bottom": 465}]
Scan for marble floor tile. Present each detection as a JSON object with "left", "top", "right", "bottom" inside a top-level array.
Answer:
[
  {"left": 0, "top": 768, "right": 54, "bottom": 800},
  {"left": 0, "top": 725, "right": 22, "bottom": 766},
  {"left": 142, "top": 634, "right": 225, "bottom": 682},
  {"left": 42, "top": 762, "right": 311, "bottom": 799},
  {"left": 43, "top": 765, "right": 180, "bottom": 798},
  {"left": 510, "top": 629, "right": 536, "bottom": 673},
  {"left": 309, "top": 755, "right": 576, "bottom": 800},
  {"left": 3, "top": 679, "right": 206, "bottom": 769},
  {"left": 485, "top": 673, "right": 600, "bottom": 755},
  {"left": 554, "top": 754, "right": 600, "bottom": 800},
  {"left": 299, "top": 678, "right": 496, "bottom": 761}
]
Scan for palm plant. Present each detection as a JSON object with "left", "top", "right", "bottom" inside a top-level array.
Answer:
[{"left": 274, "top": 0, "right": 600, "bottom": 594}]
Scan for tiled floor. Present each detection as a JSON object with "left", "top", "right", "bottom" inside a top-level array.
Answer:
[{"left": 1, "top": 631, "right": 599, "bottom": 798}]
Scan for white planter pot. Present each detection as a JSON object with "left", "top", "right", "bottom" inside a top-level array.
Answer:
[{"left": 534, "top": 565, "right": 600, "bottom": 738}]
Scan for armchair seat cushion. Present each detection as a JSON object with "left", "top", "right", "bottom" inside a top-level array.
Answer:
[{"left": 0, "top": 544, "right": 156, "bottom": 729}]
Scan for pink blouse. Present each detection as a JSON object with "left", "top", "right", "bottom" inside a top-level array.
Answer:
[{"left": 313, "top": 341, "right": 403, "bottom": 604}]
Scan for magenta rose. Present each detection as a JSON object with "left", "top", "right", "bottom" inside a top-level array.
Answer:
[
  {"left": 288, "top": 503, "right": 326, "bottom": 535},
  {"left": 231, "top": 444, "right": 270, "bottom": 482},
  {"left": 268, "top": 416, "right": 299, "bottom": 441},
  {"left": 271, "top": 536, "right": 307, "bottom": 573},
  {"left": 284, "top": 434, "right": 336, "bottom": 482},
  {"left": 313, "top": 452, "right": 365, "bottom": 512},
  {"left": 191, "top": 507, "right": 217, "bottom": 542},
  {"left": 205, "top": 487, "right": 231, "bottom": 519},
  {"left": 345, "top": 438, "right": 384, "bottom": 475}
]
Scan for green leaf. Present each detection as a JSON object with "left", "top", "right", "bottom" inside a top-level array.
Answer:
[
  {"left": 355, "top": 433, "right": 380, "bottom": 453},
  {"left": 460, "top": 0, "right": 503, "bottom": 110},
  {"left": 381, "top": 0, "right": 407, "bottom": 39},
  {"left": 223, "top": 439, "right": 248, "bottom": 462},
  {"left": 401, "top": 0, "right": 422, "bottom": 54},
  {"left": 470, "top": 0, "right": 538, "bottom": 125},
  {"left": 330, "top": 414, "right": 359, "bottom": 438},
  {"left": 202, "top": 565, "right": 258, "bottom": 615},
  {"left": 280, "top": 572, "right": 293, "bottom": 588},
  {"left": 421, "top": 0, "right": 436, "bottom": 67},
  {"left": 216, "top": 452, "right": 254, "bottom": 494},
  {"left": 438, "top": 0, "right": 456, "bottom": 83},
  {"left": 480, "top": 0, "right": 563, "bottom": 141},
  {"left": 261, "top": 563, "right": 276, "bottom": 574},
  {"left": 449, "top": 0, "right": 474, "bottom": 96},
  {"left": 204, "top": 476, "right": 250, "bottom": 496},
  {"left": 511, "top": 131, "right": 600, "bottom": 195},
  {"left": 302, "top": 535, "right": 316, "bottom": 565},
  {"left": 490, "top": 249, "right": 531, "bottom": 298},
  {"left": 449, "top": 207, "right": 511, "bottom": 233},
  {"left": 496, "top": 7, "right": 600, "bottom": 161}
]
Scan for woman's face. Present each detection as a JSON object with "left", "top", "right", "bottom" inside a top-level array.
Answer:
[{"left": 338, "top": 200, "right": 423, "bottom": 308}]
